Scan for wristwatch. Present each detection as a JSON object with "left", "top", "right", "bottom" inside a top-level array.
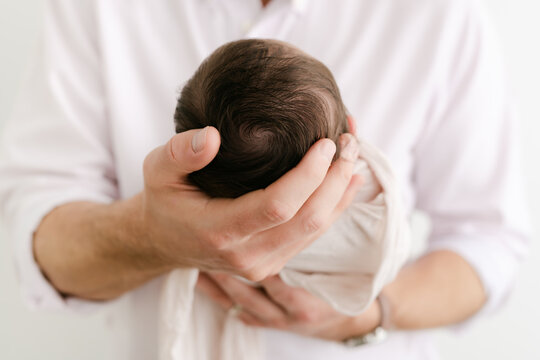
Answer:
[
  {"left": 342, "top": 325, "right": 387, "bottom": 347},
  {"left": 342, "top": 294, "right": 393, "bottom": 347}
]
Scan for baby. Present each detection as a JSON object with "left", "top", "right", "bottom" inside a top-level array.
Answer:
[
  {"left": 174, "top": 39, "right": 349, "bottom": 198},
  {"left": 161, "top": 39, "right": 410, "bottom": 360}
]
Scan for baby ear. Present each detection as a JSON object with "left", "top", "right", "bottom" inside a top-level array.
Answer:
[{"left": 346, "top": 115, "right": 357, "bottom": 135}]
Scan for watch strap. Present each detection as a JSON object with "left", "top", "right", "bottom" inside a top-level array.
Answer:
[{"left": 342, "top": 294, "right": 396, "bottom": 347}]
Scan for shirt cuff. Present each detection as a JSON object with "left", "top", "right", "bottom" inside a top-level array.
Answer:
[
  {"left": 426, "top": 231, "right": 528, "bottom": 331},
  {"left": 10, "top": 188, "right": 114, "bottom": 312}
]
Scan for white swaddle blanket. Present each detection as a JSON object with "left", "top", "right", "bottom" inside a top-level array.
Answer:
[{"left": 159, "top": 139, "right": 411, "bottom": 360}]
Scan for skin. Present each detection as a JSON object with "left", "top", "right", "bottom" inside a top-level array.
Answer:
[
  {"left": 196, "top": 116, "right": 487, "bottom": 339},
  {"left": 34, "top": 0, "right": 487, "bottom": 342},
  {"left": 34, "top": 128, "right": 363, "bottom": 300},
  {"left": 198, "top": 251, "right": 486, "bottom": 339},
  {"left": 192, "top": 2, "right": 487, "bottom": 331},
  {"left": 35, "top": 123, "right": 485, "bottom": 343}
]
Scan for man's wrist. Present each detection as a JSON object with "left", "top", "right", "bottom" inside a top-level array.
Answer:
[
  {"left": 112, "top": 193, "right": 177, "bottom": 272},
  {"left": 341, "top": 292, "right": 400, "bottom": 347},
  {"left": 342, "top": 297, "right": 382, "bottom": 340}
]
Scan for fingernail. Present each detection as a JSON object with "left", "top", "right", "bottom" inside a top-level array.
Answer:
[
  {"left": 192, "top": 127, "right": 208, "bottom": 153},
  {"left": 320, "top": 140, "right": 336, "bottom": 162},
  {"left": 339, "top": 134, "right": 359, "bottom": 162}
]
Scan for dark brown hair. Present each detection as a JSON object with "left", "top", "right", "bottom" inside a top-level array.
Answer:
[{"left": 174, "top": 39, "right": 348, "bottom": 198}]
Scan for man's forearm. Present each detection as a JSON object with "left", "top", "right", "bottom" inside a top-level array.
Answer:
[
  {"left": 33, "top": 194, "right": 174, "bottom": 301},
  {"left": 30, "top": 130, "right": 359, "bottom": 304},
  {"left": 379, "top": 250, "right": 487, "bottom": 330}
]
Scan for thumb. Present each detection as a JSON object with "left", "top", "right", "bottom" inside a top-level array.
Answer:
[{"left": 143, "top": 126, "right": 221, "bottom": 185}]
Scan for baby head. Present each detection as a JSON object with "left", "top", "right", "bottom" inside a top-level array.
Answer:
[{"left": 174, "top": 39, "right": 349, "bottom": 198}]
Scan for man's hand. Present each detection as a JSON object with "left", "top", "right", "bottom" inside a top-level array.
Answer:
[
  {"left": 34, "top": 127, "right": 361, "bottom": 299},
  {"left": 138, "top": 126, "right": 362, "bottom": 281},
  {"left": 197, "top": 251, "right": 488, "bottom": 338},
  {"left": 196, "top": 272, "right": 381, "bottom": 341}
]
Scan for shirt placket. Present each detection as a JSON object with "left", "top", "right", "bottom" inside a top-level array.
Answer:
[{"left": 242, "top": 0, "right": 304, "bottom": 40}]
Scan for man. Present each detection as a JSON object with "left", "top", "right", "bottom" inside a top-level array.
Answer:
[{"left": 0, "top": 1, "right": 530, "bottom": 359}]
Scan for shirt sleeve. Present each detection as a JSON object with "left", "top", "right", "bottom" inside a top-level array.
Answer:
[
  {"left": 413, "top": 0, "right": 532, "bottom": 323},
  {"left": 0, "top": 0, "right": 118, "bottom": 310}
]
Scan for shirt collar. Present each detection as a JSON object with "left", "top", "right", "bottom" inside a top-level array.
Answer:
[{"left": 203, "top": 0, "right": 308, "bottom": 17}]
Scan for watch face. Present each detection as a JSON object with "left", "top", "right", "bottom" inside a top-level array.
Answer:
[{"left": 344, "top": 327, "right": 387, "bottom": 347}]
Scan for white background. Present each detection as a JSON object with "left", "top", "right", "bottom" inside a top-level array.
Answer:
[{"left": 0, "top": 1, "right": 538, "bottom": 359}]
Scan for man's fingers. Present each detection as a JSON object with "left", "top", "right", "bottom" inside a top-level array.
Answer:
[
  {"left": 237, "top": 311, "right": 267, "bottom": 327},
  {"left": 241, "top": 134, "right": 361, "bottom": 264},
  {"left": 294, "top": 133, "right": 360, "bottom": 232},
  {"left": 196, "top": 273, "right": 234, "bottom": 309},
  {"left": 143, "top": 127, "right": 221, "bottom": 186},
  {"left": 259, "top": 275, "right": 306, "bottom": 316},
  {"left": 263, "top": 138, "right": 336, "bottom": 208},
  {"left": 208, "top": 273, "right": 288, "bottom": 327},
  {"left": 330, "top": 173, "right": 364, "bottom": 222},
  {"left": 199, "top": 273, "right": 285, "bottom": 327},
  {"left": 207, "top": 138, "right": 336, "bottom": 239},
  {"left": 261, "top": 173, "right": 364, "bottom": 275}
]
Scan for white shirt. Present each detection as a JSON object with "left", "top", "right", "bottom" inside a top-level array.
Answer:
[{"left": 0, "top": 1, "right": 531, "bottom": 359}]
